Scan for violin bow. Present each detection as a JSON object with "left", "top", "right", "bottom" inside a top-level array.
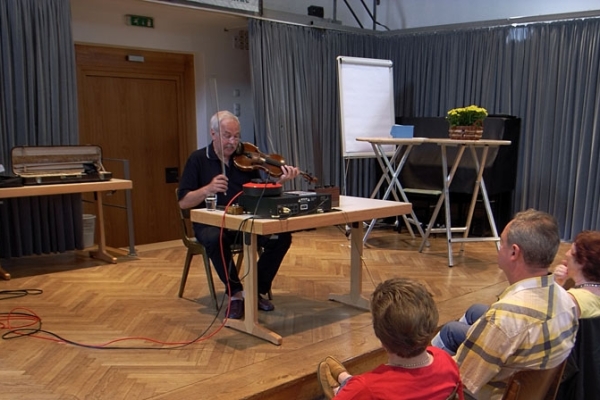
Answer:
[{"left": 210, "top": 78, "right": 227, "bottom": 195}]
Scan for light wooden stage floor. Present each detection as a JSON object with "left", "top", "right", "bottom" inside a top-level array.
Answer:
[{"left": 0, "top": 225, "right": 570, "bottom": 400}]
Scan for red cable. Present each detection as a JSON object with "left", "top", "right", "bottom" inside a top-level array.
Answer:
[{"left": 0, "top": 192, "right": 248, "bottom": 349}]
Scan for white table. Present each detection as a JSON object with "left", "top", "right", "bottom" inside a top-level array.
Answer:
[
  {"left": 356, "top": 137, "right": 512, "bottom": 266},
  {"left": 0, "top": 179, "right": 133, "bottom": 279},
  {"left": 191, "top": 195, "right": 411, "bottom": 345}
]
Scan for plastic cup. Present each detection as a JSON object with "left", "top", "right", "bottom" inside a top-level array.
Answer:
[{"left": 206, "top": 193, "right": 217, "bottom": 211}]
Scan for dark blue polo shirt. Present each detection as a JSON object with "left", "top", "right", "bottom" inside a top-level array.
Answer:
[{"left": 178, "top": 142, "right": 261, "bottom": 208}]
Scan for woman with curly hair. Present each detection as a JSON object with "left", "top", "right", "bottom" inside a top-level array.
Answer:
[{"left": 553, "top": 230, "right": 600, "bottom": 318}]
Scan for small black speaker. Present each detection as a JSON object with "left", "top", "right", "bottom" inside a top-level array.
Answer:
[{"left": 308, "top": 6, "right": 324, "bottom": 18}]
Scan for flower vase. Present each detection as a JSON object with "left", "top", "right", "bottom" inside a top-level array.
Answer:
[{"left": 448, "top": 125, "right": 483, "bottom": 140}]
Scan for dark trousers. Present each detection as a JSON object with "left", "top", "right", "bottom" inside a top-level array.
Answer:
[
  {"left": 437, "top": 303, "right": 489, "bottom": 354},
  {"left": 193, "top": 223, "right": 292, "bottom": 297}
]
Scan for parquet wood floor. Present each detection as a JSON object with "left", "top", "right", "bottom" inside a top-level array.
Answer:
[{"left": 0, "top": 225, "right": 570, "bottom": 400}]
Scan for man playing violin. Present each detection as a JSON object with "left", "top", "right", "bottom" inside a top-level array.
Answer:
[{"left": 178, "top": 110, "right": 299, "bottom": 319}]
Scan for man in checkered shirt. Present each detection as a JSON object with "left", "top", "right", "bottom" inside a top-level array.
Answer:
[{"left": 432, "top": 209, "right": 578, "bottom": 399}]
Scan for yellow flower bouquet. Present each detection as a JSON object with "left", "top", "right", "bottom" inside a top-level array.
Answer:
[
  {"left": 446, "top": 105, "right": 488, "bottom": 140},
  {"left": 446, "top": 105, "right": 488, "bottom": 127}
]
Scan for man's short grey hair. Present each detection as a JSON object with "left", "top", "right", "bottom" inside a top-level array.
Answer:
[
  {"left": 210, "top": 111, "right": 239, "bottom": 133},
  {"left": 506, "top": 209, "right": 560, "bottom": 267}
]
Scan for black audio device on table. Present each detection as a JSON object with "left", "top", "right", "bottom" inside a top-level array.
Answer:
[{"left": 238, "top": 190, "right": 332, "bottom": 219}]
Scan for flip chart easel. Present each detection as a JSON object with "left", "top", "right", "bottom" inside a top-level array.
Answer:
[{"left": 337, "top": 56, "right": 395, "bottom": 159}]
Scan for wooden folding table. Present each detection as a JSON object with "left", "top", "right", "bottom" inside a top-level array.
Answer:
[{"left": 0, "top": 178, "right": 133, "bottom": 279}]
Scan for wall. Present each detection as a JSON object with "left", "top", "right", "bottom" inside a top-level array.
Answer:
[
  {"left": 71, "top": 0, "right": 253, "bottom": 148},
  {"left": 263, "top": 0, "right": 600, "bottom": 30},
  {"left": 383, "top": 0, "right": 600, "bottom": 29},
  {"left": 71, "top": 0, "right": 600, "bottom": 150}
]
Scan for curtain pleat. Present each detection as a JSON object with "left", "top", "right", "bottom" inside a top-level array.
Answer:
[
  {"left": 249, "top": 18, "right": 600, "bottom": 239},
  {"left": 0, "top": 0, "right": 81, "bottom": 258},
  {"left": 249, "top": 20, "right": 382, "bottom": 197}
]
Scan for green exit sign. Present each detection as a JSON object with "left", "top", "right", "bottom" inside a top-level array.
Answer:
[{"left": 126, "top": 14, "right": 154, "bottom": 28}]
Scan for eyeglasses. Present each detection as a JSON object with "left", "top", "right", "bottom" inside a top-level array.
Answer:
[{"left": 220, "top": 134, "right": 241, "bottom": 142}]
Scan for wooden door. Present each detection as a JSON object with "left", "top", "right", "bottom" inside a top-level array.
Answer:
[{"left": 76, "top": 45, "right": 196, "bottom": 247}]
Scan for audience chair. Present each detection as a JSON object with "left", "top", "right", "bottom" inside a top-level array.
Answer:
[
  {"left": 556, "top": 316, "right": 600, "bottom": 400},
  {"left": 444, "top": 382, "right": 461, "bottom": 400},
  {"left": 501, "top": 358, "right": 567, "bottom": 400},
  {"left": 175, "top": 189, "right": 244, "bottom": 310}
]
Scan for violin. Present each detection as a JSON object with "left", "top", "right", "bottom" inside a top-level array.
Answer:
[{"left": 233, "top": 142, "right": 318, "bottom": 183}]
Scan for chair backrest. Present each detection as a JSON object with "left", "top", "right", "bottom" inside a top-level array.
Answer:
[
  {"left": 174, "top": 188, "right": 245, "bottom": 254},
  {"left": 501, "top": 359, "right": 567, "bottom": 400},
  {"left": 174, "top": 188, "right": 197, "bottom": 249},
  {"left": 444, "top": 382, "right": 461, "bottom": 400}
]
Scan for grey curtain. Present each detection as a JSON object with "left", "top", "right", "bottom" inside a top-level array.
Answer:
[
  {"left": 0, "top": 0, "right": 81, "bottom": 258},
  {"left": 249, "top": 20, "right": 383, "bottom": 196},
  {"left": 249, "top": 18, "right": 600, "bottom": 240}
]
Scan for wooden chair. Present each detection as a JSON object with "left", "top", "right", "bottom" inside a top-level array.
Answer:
[
  {"left": 445, "top": 382, "right": 461, "bottom": 400},
  {"left": 501, "top": 359, "right": 567, "bottom": 400},
  {"left": 175, "top": 189, "right": 243, "bottom": 310}
]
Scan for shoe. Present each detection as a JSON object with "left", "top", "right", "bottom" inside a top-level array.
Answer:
[
  {"left": 317, "top": 359, "right": 339, "bottom": 399},
  {"left": 324, "top": 356, "right": 347, "bottom": 381},
  {"left": 227, "top": 299, "right": 244, "bottom": 319},
  {"left": 258, "top": 295, "right": 275, "bottom": 311}
]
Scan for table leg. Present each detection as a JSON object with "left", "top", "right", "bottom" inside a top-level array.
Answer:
[
  {"left": 459, "top": 146, "right": 490, "bottom": 252},
  {"left": 441, "top": 145, "right": 455, "bottom": 266},
  {"left": 329, "top": 221, "right": 370, "bottom": 310},
  {"left": 364, "top": 143, "right": 426, "bottom": 244},
  {"left": 419, "top": 192, "right": 445, "bottom": 252},
  {"left": 0, "top": 264, "right": 10, "bottom": 280},
  {"left": 364, "top": 144, "right": 405, "bottom": 243},
  {"left": 89, "top": 191, "right": 117, "bottom": 264},
  {"left": 0, "top": 198, "right": 7, "bottom": 279},
  {"left": 418, "top": 145, "right": 467, "bottom": 267},
  {"left": 466, "top": 146, "right": 501, "bottom": 250},
  {"left": 225, "top": 232, "right": 282, "bottom": 345},
  {"left": 390, "top": 145, "right": 427, "bottom": 241}
]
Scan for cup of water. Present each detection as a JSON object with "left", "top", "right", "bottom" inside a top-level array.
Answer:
[{"left": 206, "top": 193, "right": 217, "bottom": 211}]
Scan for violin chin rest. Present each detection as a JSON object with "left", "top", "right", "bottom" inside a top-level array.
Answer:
[{"left": 234, "top": 142, "right": 245, "bottom": 155}]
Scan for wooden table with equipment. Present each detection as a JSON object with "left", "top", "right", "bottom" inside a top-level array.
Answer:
[
  {"left": 191, "top": 195, "right": 411, "bottom": 345},
  {"left": 0, "top": 178, "right": 133, "bottom": 280}
]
